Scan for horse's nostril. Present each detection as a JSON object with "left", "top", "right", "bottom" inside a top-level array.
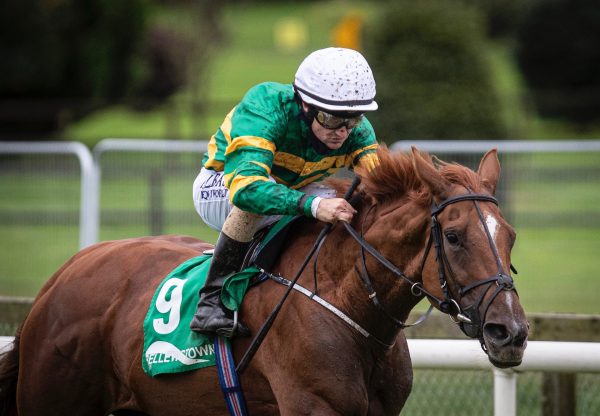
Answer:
[
  {"left": 484, "top": 323, "right": 511, "bottom": 345},
  {"left": 512, "top": 327, "right": 528, "bottom": 348},
  {"left": 484, "top": 322, "right": 529, "bottom": 348},
  {"left": 513, "top": 332, "right": 527, "bottom": 348}
]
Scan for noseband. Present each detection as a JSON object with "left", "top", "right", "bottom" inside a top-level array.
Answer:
[{"left": 344, "top": 190, "right": 517, "bottom": 351}]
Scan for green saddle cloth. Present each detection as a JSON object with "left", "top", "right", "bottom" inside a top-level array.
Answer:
[
  {"left": 142, "top": 255, "right": 259, "bottom": 376},
  {"left": 142, "top": 215, "right": 296, "bottom": 377}
]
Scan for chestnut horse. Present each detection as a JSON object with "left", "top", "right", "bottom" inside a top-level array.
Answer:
[{"left": 0, "top": 147, "right": 528, "bottom": 415}]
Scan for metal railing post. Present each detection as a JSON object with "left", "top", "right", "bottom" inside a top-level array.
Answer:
[
  {"left": 494, "top": 369, "right": 517, "bottom": 416},
  {"left": 0, "top": 141, "right": 96, "bottom": 248}
]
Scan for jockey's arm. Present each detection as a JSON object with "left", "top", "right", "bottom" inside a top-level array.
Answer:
[{"left": 313, "top": 146, "right": 379, "bottom": 224}]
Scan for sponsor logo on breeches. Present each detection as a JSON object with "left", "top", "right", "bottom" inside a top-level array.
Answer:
[
  {"left": 201, "top": 188, "right": 228, "bottom": 200},
  {"left": 197, "top": 172, "right": 226, "bottom": 188},
  {"left": 198, "top": 172, "right": 228, "bottom": 200}
]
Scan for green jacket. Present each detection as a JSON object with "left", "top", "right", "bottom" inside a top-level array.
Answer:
[{"left": 202, "top": 82, "right": 378, "bottom": 217}]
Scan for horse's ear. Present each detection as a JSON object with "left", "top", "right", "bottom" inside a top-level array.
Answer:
[
  {"left": 411, "top": 146, "right": 450, "bottom": 200},
  {"left": 477, "top": 149, "right": 501, "bottom": 195}
]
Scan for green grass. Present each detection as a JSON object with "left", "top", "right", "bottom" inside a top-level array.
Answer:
[
  {"left": 513, "top": 228, "right": 600, "bottom": 314},
  {"left": 514, "top": 182, "right": 600, "bottom": 214},
  {"left": 64, "top": 105, "right": 188, "bottom": 142},
  {"left": 0, "top": 223, "right": 218, "bottom": 297},
  {"left": 0, "top": 226, "right": 80, "bottom": 296},
  {"left": 404, "top": 370, "right": 494, "bottom": 415},
  {"left": 0, "top": 175, "right": 80, "bottom": 211}
]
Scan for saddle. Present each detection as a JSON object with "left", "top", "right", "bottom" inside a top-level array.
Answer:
[
  {"left": 200, "top": 215, "right": 304, "bottom": 303},
  {"left": 201, "top": 216, "right": 302, "bottom": 275}
]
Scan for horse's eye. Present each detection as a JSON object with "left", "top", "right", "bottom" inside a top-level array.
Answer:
[{"left": 445, "top": 232, "right": 459, "bottom": 245}]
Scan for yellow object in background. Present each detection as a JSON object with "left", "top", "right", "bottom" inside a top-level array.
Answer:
[
  {"left": 274, "top": 18, "right": 308, "bottom": 52},
  {"left": 332, "top": 13, "right": 363, "bottom": 51}
]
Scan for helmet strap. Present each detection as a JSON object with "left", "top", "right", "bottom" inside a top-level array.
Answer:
[
  {"left": 295, "top": 92, "right": 316, "bottom": 126},
  {"left": 305, "top": 106, "right": 317, "bottom": 120}
]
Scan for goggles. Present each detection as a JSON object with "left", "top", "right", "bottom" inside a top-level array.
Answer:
[{"left": 314, "top": 109, "right": 364, "bottom": 130}]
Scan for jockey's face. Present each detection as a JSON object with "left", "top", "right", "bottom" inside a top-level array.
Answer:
[
  {"left": 311, "top": 119, "right": 351, "bottom": 150},
  {"left": 301, "top": 102, "right": 352, "bottom": 150}
]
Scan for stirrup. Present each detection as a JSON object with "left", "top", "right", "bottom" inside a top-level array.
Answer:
[{"left": 216, "top": 311, "right": 248, "bottom": 338}]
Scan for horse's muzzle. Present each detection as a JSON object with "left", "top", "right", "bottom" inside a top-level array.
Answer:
[{"left": 482, "top": 320, "right": 529, "bottom": 368}]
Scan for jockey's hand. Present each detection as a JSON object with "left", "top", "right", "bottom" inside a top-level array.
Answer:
[{"left": 315, "top": 197, "right": 357, "bottom": 224}]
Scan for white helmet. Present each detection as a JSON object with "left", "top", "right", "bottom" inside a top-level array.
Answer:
[{"left": 294, "top": 47, "right": 378, "bottom": 112}]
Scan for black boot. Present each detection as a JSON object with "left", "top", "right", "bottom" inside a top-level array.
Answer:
[{"left": 190, "top": 233, "right": 251, "bottom": 338}]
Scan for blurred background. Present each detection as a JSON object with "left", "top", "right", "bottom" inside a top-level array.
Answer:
[
  {"left": 1, "top": 0, "right": 599, "bottom": 413},
  {"left": 2, "top": 0, "right": 600, "bottom": 144}
]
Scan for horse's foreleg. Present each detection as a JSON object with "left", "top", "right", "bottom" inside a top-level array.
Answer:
[
  {"left": 268, "top": 378, "right": 369, "bottom": 416},
  {"left": 275, "top": 395, "right": 359, "bottom": 416}
]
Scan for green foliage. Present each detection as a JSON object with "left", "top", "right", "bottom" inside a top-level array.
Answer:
[
  {"left": 0, "top": 0, "right": 148, "bottom": 100},
  {"left": 364, "top": 0, "right": 507, "bottom": 142},
  {"left": 516, "top": 0, "right": 600, "bottom": 124},
  {"left": 464, "top": 0, "right": 535, "bottom": 38},
  {"left": 0, "top": 0, "right": 150, "bottom": 139},
  {"left": 0, "top": 0, "right": 225, "bottom": 140}
]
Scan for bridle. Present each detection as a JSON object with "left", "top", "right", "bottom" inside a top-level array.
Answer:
[
  {"left": 343, "top": 189, "right": 517, "bottom": 351},
  {"left": 429, "top": 191, "right": 516, "bottom": 342}
]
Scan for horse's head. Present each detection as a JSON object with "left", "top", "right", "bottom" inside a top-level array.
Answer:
[{"left": 411, "top": 147, "right": 528, "bottom": 368}]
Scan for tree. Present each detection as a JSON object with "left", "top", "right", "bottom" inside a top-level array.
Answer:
[
  {"left": 365, "top": 0, "right": 507, "bottom": 142},
  {"left": 516, "top": 0, "right": 600, "bottom": 124}
]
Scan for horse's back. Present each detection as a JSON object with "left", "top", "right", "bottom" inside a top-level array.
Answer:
[
  {"left": 16, "top": 235, "right": 212, "bottom": 415},
  {"left": 30, "top": 234, "right": 210, "bottom": 323}
]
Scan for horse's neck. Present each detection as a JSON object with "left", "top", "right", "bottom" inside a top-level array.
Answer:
[{"left": 316, "top": 200, "right": 431, "bottom": 341}]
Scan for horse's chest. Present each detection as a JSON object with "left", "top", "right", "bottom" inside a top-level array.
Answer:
[{"left": 260, "top": 342, "right": 410, "bottom": 415}]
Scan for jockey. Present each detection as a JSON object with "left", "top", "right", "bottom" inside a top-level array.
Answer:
[{"left": 190, "top": 47, "right": 380, "bottom": 337}]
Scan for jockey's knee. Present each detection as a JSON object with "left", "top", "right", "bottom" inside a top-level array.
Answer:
[{"left": 222, "top": 207, "right": 263, "bottom": 242}]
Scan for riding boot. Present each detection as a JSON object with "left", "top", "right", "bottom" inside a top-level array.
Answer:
[{"left": 190, "top": 233, "right": 251, "bottom": 338}]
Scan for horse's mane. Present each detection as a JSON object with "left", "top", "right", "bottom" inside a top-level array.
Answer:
[{"left": 339, "top": 146, "right": 483, "bottom": 209}]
